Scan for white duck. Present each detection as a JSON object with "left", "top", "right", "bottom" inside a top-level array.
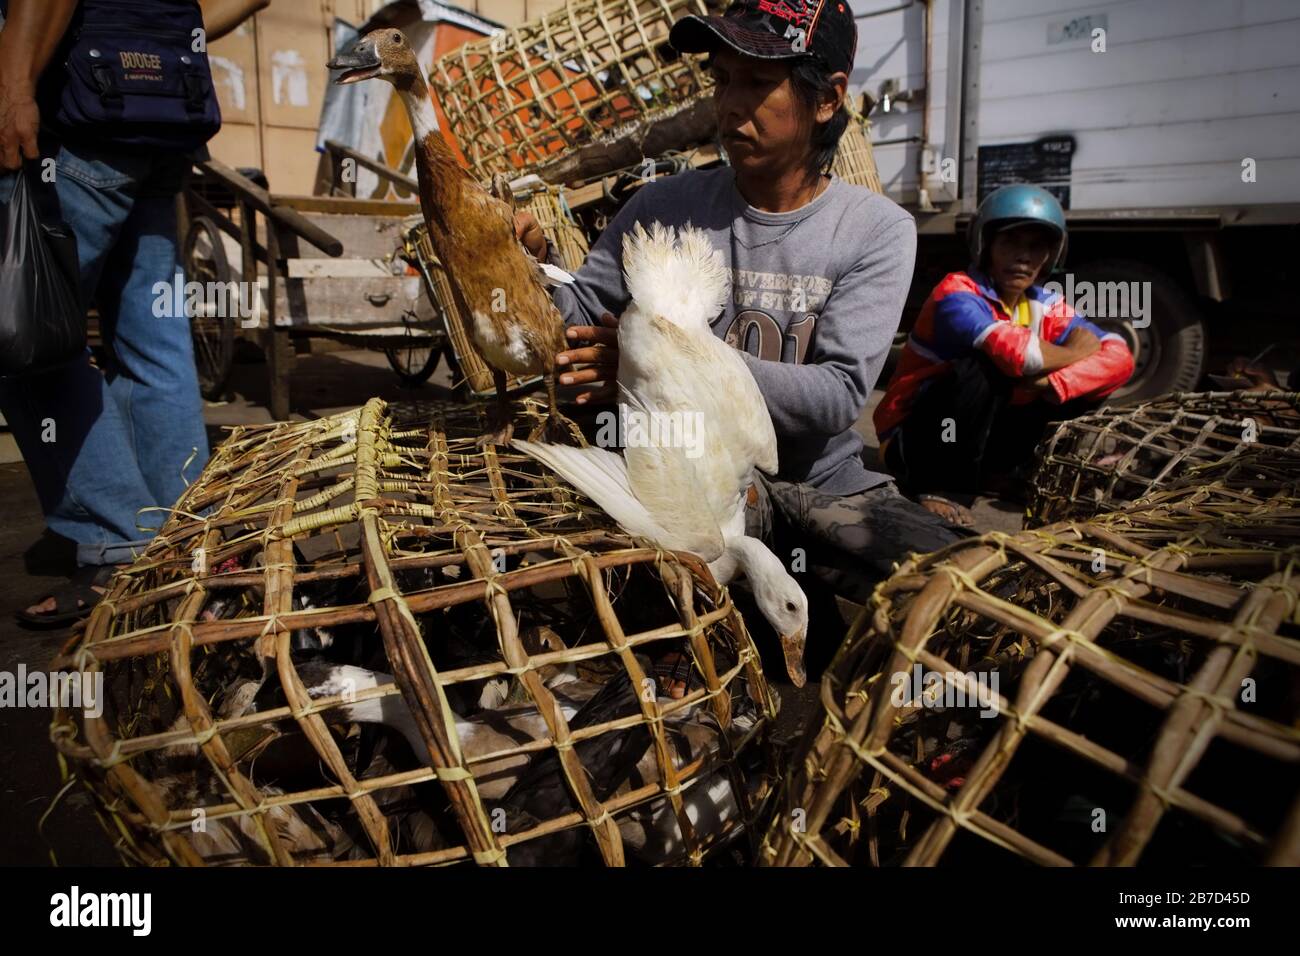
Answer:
[
  {"left": 302, "top": 661, "right": 760, "bottom": 865},
  {"left": 301, "top": 661, "right": 598, "bottom": 802},
  {"left": 514, "top": 223, "right": 808, "bottom": 685}
]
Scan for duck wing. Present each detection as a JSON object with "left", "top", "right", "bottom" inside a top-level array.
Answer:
[
  {"left": 619, "top": 312, "right": 778, "bottom": 532},
  {"left": 512, "top": 439, "right": 725, "bottom": 561},
  {"left": 471, "top": 179, "right": 576, "bottom": 290},
  {"left": 694, "top": 326, "right": 779, "bottom": 476}
]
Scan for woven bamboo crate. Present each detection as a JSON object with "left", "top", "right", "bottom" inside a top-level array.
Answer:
[
  {"left": 404, "top": 186, "right": 589, "bottom": 397},
  {"left": 830, "top": 104, "right": 883, "bottom": 193},
  {"left": 1029, "top": 390, "right": 1300, "bottom": 525},
  {"left": 431, "top": 0, "right": 713, "bottom": 182},
  {"left": 49, "top": 398, "right": 776, "bottom": 866},
  {"left": 762, "top": 469, "right": 1300, "bottom": 867}
]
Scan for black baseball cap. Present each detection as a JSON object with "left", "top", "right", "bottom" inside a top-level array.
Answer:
[{"left": 669, "top": 0, "right": 858, "bottom": 76}]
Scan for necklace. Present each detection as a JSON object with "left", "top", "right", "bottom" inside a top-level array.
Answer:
[{"left": 720, "top": 174, "right": 832, "bottom": 331}]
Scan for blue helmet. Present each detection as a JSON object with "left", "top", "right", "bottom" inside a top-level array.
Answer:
[{"left": 969, "top": 184, "right": 1068, "bottom": 273}]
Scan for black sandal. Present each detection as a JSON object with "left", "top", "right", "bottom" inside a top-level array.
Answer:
[{"left": 14, "top": 564, "right": 118, "bottom": 630}]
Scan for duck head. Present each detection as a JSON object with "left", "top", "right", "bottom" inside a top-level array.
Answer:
[
  {"left": 328, "top": 28, "right": 422, "bottom": 89},
  {"left": 756, "top": 569, "right": 809, "bottom": 688},
  {"left": 727, "top": 536, "right": 809, "bottom": 687}
]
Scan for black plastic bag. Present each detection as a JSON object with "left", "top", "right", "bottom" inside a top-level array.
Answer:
[{"left": 0, "top": 166, "right": 86, "bottom": 375}]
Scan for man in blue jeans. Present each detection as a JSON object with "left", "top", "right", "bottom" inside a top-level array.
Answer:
[{"left": 0, "top": 0, "right": 268, "bottom": 625}]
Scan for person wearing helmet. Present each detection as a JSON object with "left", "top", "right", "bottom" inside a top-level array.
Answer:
[{"left": 874, "top": 184, "right": 1134, "bottom": 524}]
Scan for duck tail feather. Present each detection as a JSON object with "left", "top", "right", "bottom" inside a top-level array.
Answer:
[
  {"left": 512, "top": 439, "right": 665, "bottom": 542},
  {"left": 676, "top": 224, "right": 730, "bottom": 319},
  {"left": 620, "top": 221, "right": 727, "bottom": 330}
]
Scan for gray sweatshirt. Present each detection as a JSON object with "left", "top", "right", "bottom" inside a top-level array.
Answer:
[{"left": 552, "top": 166, "right": 916, "bottom": 495}]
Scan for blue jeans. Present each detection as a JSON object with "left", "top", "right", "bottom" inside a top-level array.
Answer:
[{"left": 0, "top": 139, "right": 210, "bottom": 566}]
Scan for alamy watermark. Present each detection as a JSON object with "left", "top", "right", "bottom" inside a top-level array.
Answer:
[
  {"left": 595, "top": 403, "right": 705, "bottom": 459},
  {"left": 0, "top": 665, "right": 103, "bottom": 718},
  {"left": 50, "top": 886, "right": 150, "bottom": 936},
  {"left": 1042, "top": 274, "right": 1151, "bottom": 329},
  {"left": 889, "top": 663, "right": 1000, "bottom": 718},
  {"left": 151, "top": 271, "right": 261, "bottom": 328}
]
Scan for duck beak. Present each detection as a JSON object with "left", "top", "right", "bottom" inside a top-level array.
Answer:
[
  {"left": 780, "top": 627, "right": 807, "bottom": 688},
  {"left": 328, "top": 41, "right": 382, "bottom": 84}
]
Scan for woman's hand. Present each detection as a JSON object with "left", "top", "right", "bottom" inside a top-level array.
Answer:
[
  {"left": 513, "top": 210, "right": 548, "bottom": 261},
  {"left": 558, "top": 312, "right": 619, "bottom": 405}
]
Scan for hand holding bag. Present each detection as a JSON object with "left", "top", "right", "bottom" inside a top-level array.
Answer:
[{"left": 0, "top": 166, "right": 86, "bottom": 375}]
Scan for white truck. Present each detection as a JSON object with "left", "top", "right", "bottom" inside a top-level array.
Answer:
[{"left": 854, "top": 0, "right": 1300, "bottom": 398}]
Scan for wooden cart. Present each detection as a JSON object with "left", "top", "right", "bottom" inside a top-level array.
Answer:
[{"left": 181, "top": 154, "right": 448, "bottom": 419}]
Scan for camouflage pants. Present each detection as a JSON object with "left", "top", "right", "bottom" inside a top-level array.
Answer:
[{"left": 744, "top": 475, "right": 965, "bottom": 605}]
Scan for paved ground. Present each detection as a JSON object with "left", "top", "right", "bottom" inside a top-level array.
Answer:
[{"left": 0, "top": 347, "right": 1022, "bottom": 865}]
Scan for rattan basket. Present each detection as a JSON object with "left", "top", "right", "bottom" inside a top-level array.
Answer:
[
  {"left": 50, "top": 398, "right": 776, "bottom": 867},
  {"left": 762, "top": 464, "right": 1300, "bottom": 867},
  {"left": 1029, "top": 390, "right": 1300, "bottom": 525},
  {"left": 830, "top": 102, "right": 883, "bottom": 193},
  {"left": 431, "top": 0, "right": 714, "bottom": 183}
]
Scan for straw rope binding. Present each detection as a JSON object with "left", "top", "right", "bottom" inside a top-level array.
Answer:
[
  {"left": 762, "top": 446, "right": 1300, "bottom": 867},
  {"left": 1029, "top": 390, "right": 1300, "bottom": 525},
  {"left": 49, "top": 397, "right": 776, "bottom": 866}
]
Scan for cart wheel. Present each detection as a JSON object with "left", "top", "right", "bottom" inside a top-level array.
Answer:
[
  {"left": 385, "top": 340, "right": 442, "bottom": 387},
  {"left": 184, "top": 217, "right": 235, "bottom": 400},
  {"left": 1072, "top": 259, "right": 1207, "bottom": 402}
]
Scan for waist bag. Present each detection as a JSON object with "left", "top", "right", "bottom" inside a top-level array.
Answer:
[{"left": 43, "top": 0, "right": 221, "bottom": 152}]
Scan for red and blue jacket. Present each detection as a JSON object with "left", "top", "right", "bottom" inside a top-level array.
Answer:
[{"left": 874, "top": 269, "right": 1135, "bottom": 439}]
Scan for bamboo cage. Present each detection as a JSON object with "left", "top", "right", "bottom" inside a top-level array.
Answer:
[
  {"left": 429, "top": 0, "right": 887, "bottom": 192},
  {"left": 431, "top": 0, "right": 714, "bottom": 183},
  {"left": 1029, "top": 390, "right": 1300, "bottom": 525},
  {"left": 49, "top": 397, "right": 777, "bottom": 867},
  {"left": 403, "top": 186, "right": 590, "bottom": 397},
  {"left": 762, "top": 466, "right": 1300, "bottom": 867},
  {"left": 524, "top": 184, "right": 591, "bottom": 270},
  {"left": 830, "top": 102, "right": 883, "bottom": 193}
]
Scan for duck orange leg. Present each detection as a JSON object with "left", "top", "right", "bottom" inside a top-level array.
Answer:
[
  {"left": 532, "top": 372, "right": 586, "bottom": 445},
  {"left": 480, "top": 368, "right": 515, "bottom": 446}
]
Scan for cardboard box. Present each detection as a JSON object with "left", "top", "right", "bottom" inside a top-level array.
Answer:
[
  {"left": 475, "top": 0, "right": 528, "bottom": 28},
  {"left": 526, "top": 0, "right": 569, "bottom": 20},
  {"left": 208, "top": 122, "right": 263, "bottom": 173},
  {"left": 260, "top": 127, "right": 326, "bottom": 194},
  {"left": 256, "top": 8, "right": 331, "bottom": 130},
  {"left": 209, "top": 21, "right": 260, "bottom": 126}
]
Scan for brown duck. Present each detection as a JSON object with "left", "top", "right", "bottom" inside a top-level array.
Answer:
[{"left": 329, "top": 29, "right": 574, "bottom": 444}]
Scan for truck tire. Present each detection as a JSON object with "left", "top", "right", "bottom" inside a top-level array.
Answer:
[{"left": 1069, "top": 259, "right": 1206, "bottom": 402}]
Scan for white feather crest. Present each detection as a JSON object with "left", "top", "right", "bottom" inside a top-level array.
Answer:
[{"left": 621, "top": 222, "right": 729, "bottom": 330}]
